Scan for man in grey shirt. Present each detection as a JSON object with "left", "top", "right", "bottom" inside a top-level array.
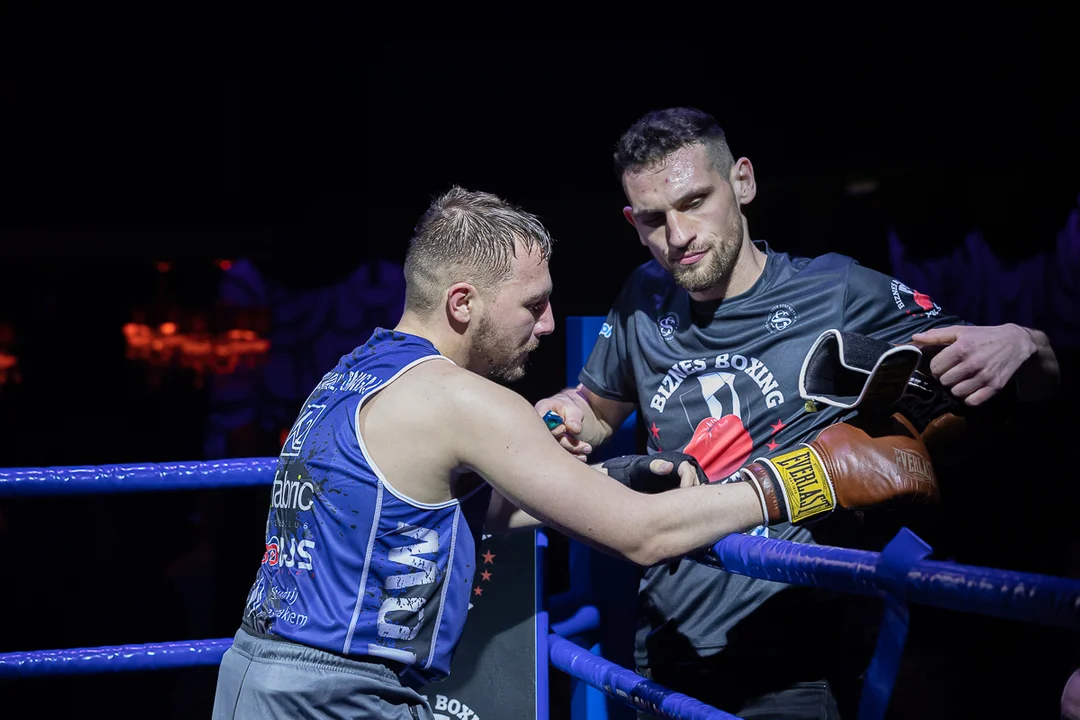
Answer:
[{"left": 536, "top": 106, "right": 1060, "bottom": 718}]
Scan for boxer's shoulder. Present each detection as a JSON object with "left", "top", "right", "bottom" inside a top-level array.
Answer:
[{"left": 363, "top": 355, "right": 465, "bottom": 426}]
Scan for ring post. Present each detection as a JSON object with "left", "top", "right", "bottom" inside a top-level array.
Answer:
[
  {"left": 564, "top": 316, "right": 640, "bottom": 720},
  {"left": 537, "top": 528, "right": 551, "bottom": 720},
  {"left": 857, "top": 528, "right": 933, "bottom": 720}
]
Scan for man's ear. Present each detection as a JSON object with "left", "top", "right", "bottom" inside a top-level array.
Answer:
[
  {"left": 446, "top": 282, "right": 478, "bottom": 326},
  {"left": 730, "top": 157, "right": 757, "bottom": 206}
]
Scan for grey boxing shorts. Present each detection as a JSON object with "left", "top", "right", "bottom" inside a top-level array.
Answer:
[{"left": 212, "top": 626, "right": 434, "bottom": 720}]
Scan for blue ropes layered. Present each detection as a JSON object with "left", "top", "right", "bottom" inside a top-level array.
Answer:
[{"left": 2, "top": 458, "right": 1079, "bottom": 720}]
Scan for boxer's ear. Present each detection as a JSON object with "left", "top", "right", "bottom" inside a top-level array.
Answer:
[
  {"left": 730, "top": 158, "right": 757, "bottom": 206},
  {"left": 446, "top": 282, "right": 479, "bottom": 326}
]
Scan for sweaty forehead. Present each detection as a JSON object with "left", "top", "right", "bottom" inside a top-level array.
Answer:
[
  {"left": 625, "top": 145, "right": 708, "bottom": 200},
  {"left": 508, "top": 243, "right": 551, "bottom": 288}
]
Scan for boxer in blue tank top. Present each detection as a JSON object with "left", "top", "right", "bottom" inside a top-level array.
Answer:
[
  {"left": 240, "top": 327, "right": 492, "bottom": 688},
  {"left": 212, "top": 186, "right": 924, "bottom": 719}
]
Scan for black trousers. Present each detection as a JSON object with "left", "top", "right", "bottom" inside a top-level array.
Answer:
[{"left": 635, "top": 662, "right": 843, "bottom": 720}]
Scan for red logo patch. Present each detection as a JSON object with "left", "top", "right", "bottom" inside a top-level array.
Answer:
[{"left": 683, "top": 415, "right": 753, "bottom": 482}]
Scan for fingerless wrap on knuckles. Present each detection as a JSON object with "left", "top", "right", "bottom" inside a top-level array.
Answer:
[{"left": 602, "top": 451, "right": 709, "bottom": 494}]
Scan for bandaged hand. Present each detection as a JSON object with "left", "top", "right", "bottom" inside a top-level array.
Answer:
[{"left": 600, "top": 451, "right": 707, "bottom": 493}]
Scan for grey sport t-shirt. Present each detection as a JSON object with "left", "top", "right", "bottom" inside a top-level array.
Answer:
[{"left": 580, "top": 241, "right": 964, "bottom": 667}]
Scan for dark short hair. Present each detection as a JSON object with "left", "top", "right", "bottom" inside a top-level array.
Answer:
[
  {"left": 403, "top": 186, "right": 554, "bottom": 315},
  {"left": 613, "top": 107, "right": 736, "bottom": 182}
]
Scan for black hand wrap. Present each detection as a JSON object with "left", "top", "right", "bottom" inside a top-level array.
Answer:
[{"left": 601, "top": 451, "right": 708, "bottom": 493}]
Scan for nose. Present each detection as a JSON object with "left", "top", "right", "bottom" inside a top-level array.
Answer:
[
  {"left": 535, "top": 303, "right": 555, "bottom": 337},
  {"left": 666, "top": 212, "right": 695, "bottom": 250}
]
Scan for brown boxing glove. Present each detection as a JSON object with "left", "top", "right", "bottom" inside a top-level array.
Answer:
[{"left": 739, "top": 414, "right": 939, "bottom": 526}]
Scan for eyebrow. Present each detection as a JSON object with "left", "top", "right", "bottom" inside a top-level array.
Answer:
[
  {"left": 524, "top": 288, "right": 551, "bottom": 306},
  {"left": 633, "top": 183, "right": 714, "bottom": 218}
]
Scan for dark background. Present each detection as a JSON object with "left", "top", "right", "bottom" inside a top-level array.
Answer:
[{"left": 1, "top": 6, "right": 1078, "bottom": 718}]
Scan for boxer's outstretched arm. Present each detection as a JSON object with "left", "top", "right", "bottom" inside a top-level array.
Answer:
[
  {"left": 484, "top": 458, "right": 702, "bottom": 535},
  {"left": 451, "top": 373, "right": 762, "bottom": 566}
]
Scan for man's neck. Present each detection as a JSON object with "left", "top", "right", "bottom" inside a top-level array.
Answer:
[{"left": 394, "top": 312, "right": 467, "bottom": 366}]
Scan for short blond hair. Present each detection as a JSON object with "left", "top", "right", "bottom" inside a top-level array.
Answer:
[{"left": 403, "top": 186, "right": 554, "bottom": 315}]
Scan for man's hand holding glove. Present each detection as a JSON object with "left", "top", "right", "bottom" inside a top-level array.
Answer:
[{"left": 798, "top": 328, "right": 1013, "bottom": 455}]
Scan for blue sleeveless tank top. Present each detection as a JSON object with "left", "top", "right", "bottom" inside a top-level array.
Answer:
[{"left": 242, "top": 328, "right": 493, "bottom": 686}]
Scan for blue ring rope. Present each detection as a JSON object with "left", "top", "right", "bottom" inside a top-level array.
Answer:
[
  {"left": 0, "top": 635, "right": 737, "bottom": 719},
  {"left": 547, "top": 634, "right": 738, "bottom": 719},
  {"left": 702, "top": 532, "right": 1080, "bottom": 629},
  {"left": 0, "top": 639, "right": 233, "bottom": 676},
  {"left": 3, "top": 459, "right": 1079, "bottom": 630},
  {"left": 0, "top": 458, "right": 276, "bottom": 496}
]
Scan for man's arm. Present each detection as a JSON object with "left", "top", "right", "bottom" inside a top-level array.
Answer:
[
  {"left": 841, "top": 263, "right": 1059, "bottom": 408},
  {"left": 485, "top": 489, "right": 544, "bottom": 534},
  {"left": 1018, "top": 326, "right": 1062, "bottom": 401},
  {"left": 454, "top": 374, "right": 762, "bottom": 566},
  {"left": 484, "top": 455, "right": 704, "bottom": 535},
  {"left": 534, "top": 384, "right": 636, "bottom": 460},
  {"left": 539, "top": 285, "right": 640, "bottom": 459}
]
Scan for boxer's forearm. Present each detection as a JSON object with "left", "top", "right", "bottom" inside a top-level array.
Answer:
[
  {"left": 631, "top": 481, "right": 764, "bottom": 565},
  {"left": 484, "top": 459, "right": 631, "bottom": 534}
]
